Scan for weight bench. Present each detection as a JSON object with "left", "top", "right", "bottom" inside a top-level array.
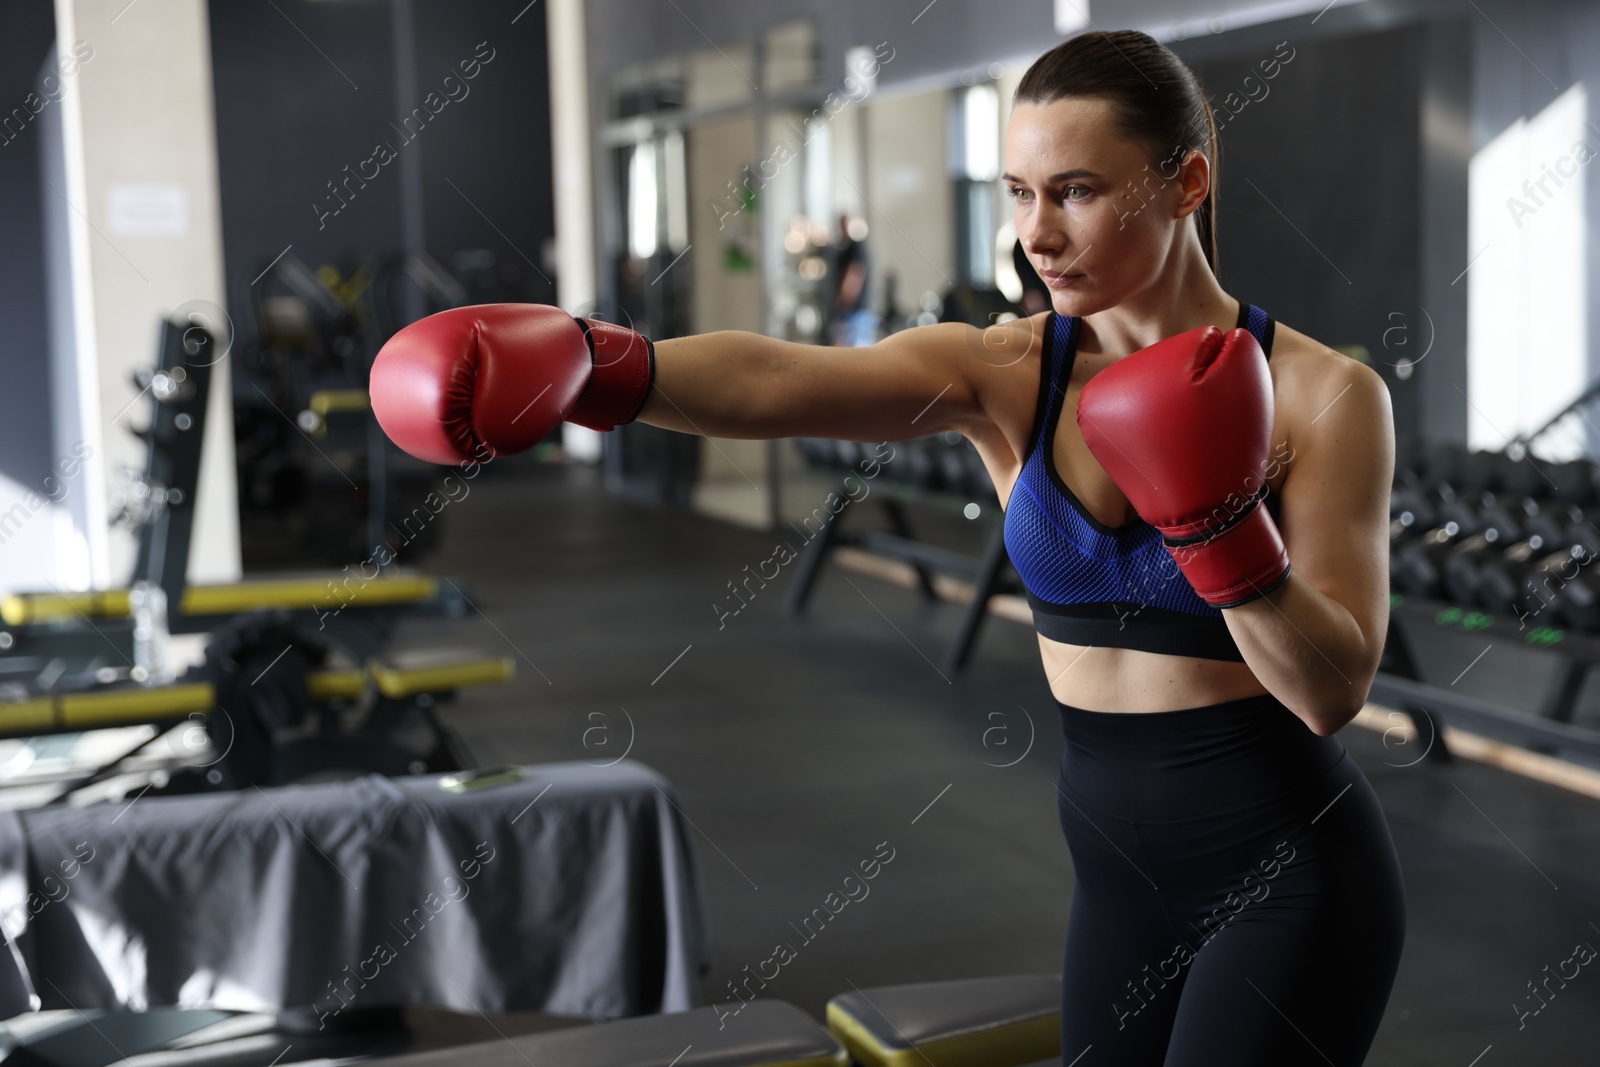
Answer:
[
  {"left": 0, "top": 573, "right": 466, "bottom": 672},
  {"left": 0, "top": 653, "right": 512, "bottom": 738},
  {"left": 0, "top": 574, "right": 444, "bottom": 627},
  {"left": 826, "top": 974, "right": 1060, "bottom": 1067},
  {"left": 363, "top": 1000, "right": 846, "bottom": 1066},
  {"left": 360, "top": 974, "right": 1060, "bottom": 1067},
  {"left": 0, "top": 652, "right": 513, "bottom": 801}
]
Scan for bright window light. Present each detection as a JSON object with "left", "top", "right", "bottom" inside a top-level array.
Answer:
[
  {"left": 964, "top": 83, "right": 999, "bottom": 181},
  {"left": 663, "top": 131, "right": 688, "bottom": 253},
  {"left": 1467, "top": 83, "right": 1588, "bottom": 459},
  {"left": 628, "top": 140, "right": 658, "bottom": 259},
  {"left": 1054, "top": 0, "right": 1090, "bottom": 34}
]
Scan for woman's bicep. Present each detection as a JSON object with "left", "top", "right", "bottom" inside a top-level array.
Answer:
[{"left": 640, "top": 323, "right": 988, "bottom": 441}]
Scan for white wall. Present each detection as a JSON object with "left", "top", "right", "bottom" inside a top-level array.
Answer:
[{"left": 35, "top": 0, "right": 238, "bottom": 596}]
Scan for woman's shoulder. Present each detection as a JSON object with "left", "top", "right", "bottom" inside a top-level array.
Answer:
[{"left": 1267, "top": 319, "right": 1392, "bottom": 437}]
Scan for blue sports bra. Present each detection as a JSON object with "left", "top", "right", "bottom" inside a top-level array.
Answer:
[{"left": 1001, "top": 303, "right": 1281, "bottom": 662}]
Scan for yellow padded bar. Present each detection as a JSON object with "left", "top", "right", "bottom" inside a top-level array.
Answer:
[
  {"left": 0, "top": 683, "right": 215, "bottom": 735},
  {"left": 0, "top": 657, "right": 509, "bottom": 735},
  {"left": 304, "top": 657, "right": 515, "bottom": 701},
  {"left": 826, "top": 1005, "right": 1059, "bottom": 1067},
  {"left": 308, "top": 389, "right": 370, "bottom": 416},
  {"left": 305, "top": 668, "right": 367, "bottom": 702},
  {"left": 0, "top": 589, "right": 131, "bottom": 625},
  {"left": 2, "top": 575, "right": 440, "bottom": 626},
  {"left": 305, "top": 390, "right": 372, "bottom": 437},
  {"left": 369, "top": 656, "right": 515, "bottom": 699}
]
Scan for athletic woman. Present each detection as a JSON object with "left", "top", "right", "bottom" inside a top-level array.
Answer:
[{"left": 369, "top": 29, "right": 1406, "bottom": 1066}]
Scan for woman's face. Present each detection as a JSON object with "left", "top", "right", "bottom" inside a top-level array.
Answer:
[{"left": 1003, "top": 96, "right": 1206, "bottom": 317}]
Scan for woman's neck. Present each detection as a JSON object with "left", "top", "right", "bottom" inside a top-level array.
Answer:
[{"left": 1078, "top": 239, "right": 1236, "bottom": 357}]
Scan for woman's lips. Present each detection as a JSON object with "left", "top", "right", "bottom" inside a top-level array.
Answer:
[{"left": 1040, "top": 269, "right": 1084, "bottom": 288}]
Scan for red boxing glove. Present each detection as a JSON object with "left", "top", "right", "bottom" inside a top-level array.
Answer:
[
  {"left": 1076, "top": 325, "right": 1289, "bottom": 607},
  {"left": 369, "top": 303, "right": 655, "bottom": 465}
]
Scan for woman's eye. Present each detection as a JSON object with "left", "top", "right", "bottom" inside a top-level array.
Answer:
[
  {"left": 1063, "top": 185, "right": 1090, "bottom": 201},
  {"left": 1006, "top": 186, "right": 1032, "bottom": 203}
]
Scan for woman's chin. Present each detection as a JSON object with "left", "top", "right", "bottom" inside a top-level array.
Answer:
[{"left": 1050, "top": 290, "right": 1091, "bottom": 316}]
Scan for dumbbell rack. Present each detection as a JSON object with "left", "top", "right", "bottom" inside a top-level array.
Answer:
[
  {"left": 1375, "top": 593, "right": 1600, "bottom": 763},
  {"left": 1381, "top": 433, "right": 1600, "bottom": 766}
]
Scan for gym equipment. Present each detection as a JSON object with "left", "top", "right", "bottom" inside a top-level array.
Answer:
[
  {"left": 789, "top": 433, "right": 1015, "bottom": 673},
  {"left": 1439, "top": 494, "right": 1525, "bottom": 606},
  {"left": 1378, "top": 434, "right": 1600, "bottom": 763},
  {"left": 0, "top": 638, "right": 513, "bottom": 803},
  {"left": 0, "top": 310, "right": 506, "bottom": 798},
  {"left": 826, "top": 974, "right": 1060, "bottom": 1067},
  {"left": 351, "top": 974, "right": 1062, "bottom": 1067},
  {"left": 363, "top": 1001, "right": 847, "bottom": 1067},
  {"left": 2, "top": 311, "right": 468, "bottom": 671},
  {"left": 0, "top": 1008, "right": 238, "bottom": 1067},
  {"left": 234, "top": 251, "right": 465, "bottom": 569}
]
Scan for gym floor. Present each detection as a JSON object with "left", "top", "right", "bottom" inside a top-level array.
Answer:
[{"left": 373, "top": 460, "right": 1600, "bottom": 1066}]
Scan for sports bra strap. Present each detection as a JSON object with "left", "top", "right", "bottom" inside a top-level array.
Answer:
[{"left": 1028, "top": 302, "right": 1273, "bottom": 456}]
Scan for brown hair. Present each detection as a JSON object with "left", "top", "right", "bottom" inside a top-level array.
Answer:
[{"left": 1014, "top": 30, "right": 1220, "bottom": 274}]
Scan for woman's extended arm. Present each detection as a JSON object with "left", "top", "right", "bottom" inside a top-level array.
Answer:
[{"left": 635, "top": 323, "right": 1003, "bottom": 443}]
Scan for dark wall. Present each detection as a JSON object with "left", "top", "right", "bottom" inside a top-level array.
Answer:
[
  {"left": 208, "top": 0, "right": 555, "bottom": 314},
  {"left": 0, "top": 1, "right": 58, "bottom": 491},
  {"left": 583, "top": 0, "right": 1458, "bottom": 96},
  {"left": 1185, "top": 23, "right": 1426, "bottom": 435}
]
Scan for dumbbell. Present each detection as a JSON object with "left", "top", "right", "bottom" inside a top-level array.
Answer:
[
  {"left": 1390, "top": 478, "right": 1439, "bottom": 535},
  {"left": 1551, "top": 512, "right": 1600, "bottom": 631},
  {"left": 1391, "top": 489, "right": 1487, "bottom": 598},
  {"left": 1473, "top": 500, "right": 1576, "bottom": 614},
  {"left": 1440, "top": 493, "right": 1524, "bottom": 607}
]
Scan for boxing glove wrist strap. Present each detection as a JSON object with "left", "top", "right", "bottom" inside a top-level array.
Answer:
[
  {"left": 1162, "top": 496, "right": 1291, "bottom": 608},
  {"left": 569, "top": 317, "right": 656, "bottom": 431}
]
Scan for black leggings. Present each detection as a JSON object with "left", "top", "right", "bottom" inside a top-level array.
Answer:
[{"left": 1054, "top": 693, "right": 1406, "bottom": 1066}]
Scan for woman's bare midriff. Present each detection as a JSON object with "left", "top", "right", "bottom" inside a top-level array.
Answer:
[{"left": 1037, "top": 636, "right": 1270, "bottom": 712}]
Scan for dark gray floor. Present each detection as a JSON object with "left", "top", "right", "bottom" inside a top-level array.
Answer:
[{"left": 392, "top": 460, "right": 1600, "bottom": 1066}]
